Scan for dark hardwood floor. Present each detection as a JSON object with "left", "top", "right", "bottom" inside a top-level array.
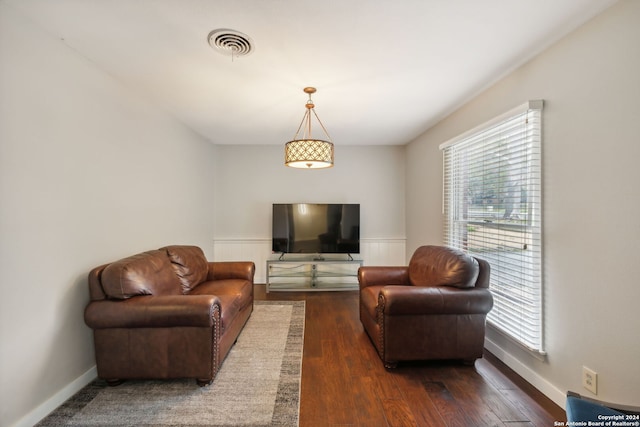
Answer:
[{"left": 254, "top": 284, "right": 566, "bottom": 427}]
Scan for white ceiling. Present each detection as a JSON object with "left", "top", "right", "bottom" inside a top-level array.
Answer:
[{"left": 4, "top": 0, "right": 617, "bottom": 146}]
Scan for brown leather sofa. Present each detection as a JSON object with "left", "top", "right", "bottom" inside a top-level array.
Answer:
[
  {"left": 85, "top": 245, "right": 255, "bottom": 386},
  {"left": 358, "top": 245, "right": 493, "bottom": 368}
]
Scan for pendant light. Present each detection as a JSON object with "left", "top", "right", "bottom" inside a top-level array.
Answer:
[{"left": 285, "top": 87, "right": 334, "bottom": 169}]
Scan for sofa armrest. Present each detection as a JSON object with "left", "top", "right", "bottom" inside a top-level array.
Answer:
[
  {"left": 85, "top": 295, "right": 220, "bottom": 329},
  {"left": 207, "top": 262, "right": 255, "bottom": 282},
  {"left": 358, "top": 266, "right": 409, "bottom": 289},
  {"left": 379, "top": 285, "right": 493, "bottom": 315}
]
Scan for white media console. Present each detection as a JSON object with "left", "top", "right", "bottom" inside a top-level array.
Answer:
[{"left": 266, "top": 257, "right": 363, "bottom": 292}]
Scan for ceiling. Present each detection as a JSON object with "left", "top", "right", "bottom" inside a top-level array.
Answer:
[{"left": 4, "top": 0, "right": 616, "bottom": 146}]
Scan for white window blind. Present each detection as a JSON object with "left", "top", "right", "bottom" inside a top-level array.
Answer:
[{"left": 440, "top": 101, "right": 544, "bottom": 354}]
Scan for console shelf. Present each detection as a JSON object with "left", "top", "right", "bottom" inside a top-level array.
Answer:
[{"left": 266, "top": 258, "right": 363, "bottom": 292}]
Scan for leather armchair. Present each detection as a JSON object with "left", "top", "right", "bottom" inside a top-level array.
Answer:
[{"left": 358, "top": 245, "right": 493, "bottom": 368}]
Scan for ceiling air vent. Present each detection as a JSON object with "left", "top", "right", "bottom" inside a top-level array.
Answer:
[{"left": 207, "top": 29, "right": 254, "bottom": 58}]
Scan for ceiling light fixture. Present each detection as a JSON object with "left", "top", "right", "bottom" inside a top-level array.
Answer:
[{"left": 285, "top": 87, "right": 334, "bottom": 169}]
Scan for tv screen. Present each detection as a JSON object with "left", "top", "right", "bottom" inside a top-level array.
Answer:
[{"left": 272, "top": 203, "right": 360, "bottom": 254}]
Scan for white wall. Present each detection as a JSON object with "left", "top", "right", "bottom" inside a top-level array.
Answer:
[
  {"left": 213, "top": 144, "right": 407, "bottom": 281},
  {"left": 214, "top": 144, "right": 405, "bottom": 239},
  {"left": 406, "top": 0, "right": 640, "bottom": 407},
  {"left": 0, "top": 6, "right": 217, "bottom": 427}
]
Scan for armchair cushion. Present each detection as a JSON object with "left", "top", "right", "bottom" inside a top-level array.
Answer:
[
  {"left": 101, "top": 250, "right": 182, "bottom": 299},
  {"left": 566, "top": 395, "right": 626, "bottom": 422},
  {"left": 408, "top": 245, "right": 479, "bottom": 288},
  {"left": 162, "top": 245, "right": 209, "bottom": 293},
  {"left": 566, "top": 391, "right": 640, "bottom": 423}
]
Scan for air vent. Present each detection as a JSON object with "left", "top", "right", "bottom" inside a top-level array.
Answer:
[{"left": 207, "top": 29, "right": 254, "bottom": 57}]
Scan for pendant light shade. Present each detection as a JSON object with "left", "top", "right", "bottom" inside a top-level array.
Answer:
[{"left": 285, "top": 87, "right": 334, "bottom": 169}]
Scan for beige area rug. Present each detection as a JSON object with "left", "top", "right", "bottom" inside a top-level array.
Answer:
[{"left": 37, "top": 301, "right": 305, "bottom": 427}]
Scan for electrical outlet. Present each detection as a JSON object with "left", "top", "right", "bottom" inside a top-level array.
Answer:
[{"left": 582, "top": 366, "right": 598, "bottom": 394}]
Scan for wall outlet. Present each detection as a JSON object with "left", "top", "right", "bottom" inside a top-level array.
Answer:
[{"left": 582, "top": 366, "right": 598, "bottom": 394}]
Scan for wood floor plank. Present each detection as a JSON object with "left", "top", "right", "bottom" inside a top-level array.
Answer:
[
  {"left": 393, "top": 372, "right": 449, "bottom": 427},
  {"left": 454, "top": 365, "right": 529, "bottom": 423},
  {"left": 299, "top": 354, "right": 333, "bottom": 424},
  {"left": 253, "top": 286, "right": 565, "bottom": 426},
  {"left": 418, "top": 361, "right": 510, "bottom": 426},
  {"left": 445, "top": 375, "right": 510, "bottom": 426},
  {"left": 423, "top": 380, "right": 478, "bottom": 427},
  {"left": 477, "top": 354, "right": 566, "bottom": 425},
  {"left": 321, "top": 337, "right": 359, "bottom": 426},
  {"left": 351, "top": 375, "right": 392, "bottom": 426},
  {"left": 499, "top": 387, "right": 563, "bottom": 427},
  {"left": 381, "top": 398, "right": 418, "bottom": 427}
]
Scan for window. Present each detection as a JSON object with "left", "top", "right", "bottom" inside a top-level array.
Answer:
[{"left": 440, "top": 101, "right": 544, "bottom": 354}]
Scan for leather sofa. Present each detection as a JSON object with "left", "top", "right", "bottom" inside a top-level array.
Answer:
[
  {"left": 85, "top": 245, "right": 255, "bottom": 386},
  {"left": 358, "top": 245, "right": 493, "bottom": 368}
]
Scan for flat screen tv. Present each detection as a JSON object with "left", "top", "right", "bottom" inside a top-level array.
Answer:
[{"left": 272, "top": 203, "right": 360, "bottom": 255}]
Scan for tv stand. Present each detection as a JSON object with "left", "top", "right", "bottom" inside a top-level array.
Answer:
[{"left": 266, "top": 257, "right": 363, "bottom": 293}]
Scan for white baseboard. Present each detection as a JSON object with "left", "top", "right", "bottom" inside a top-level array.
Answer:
[
  {"left": 484, "top": 338, "right": 566, "bottom": 410},
  {"left": 12, "top": 366, "right": 97, "bottom": 427}
]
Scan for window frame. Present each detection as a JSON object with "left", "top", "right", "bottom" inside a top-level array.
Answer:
[{"left": 439, "top": 100, "right": 545, "bottom": 355}]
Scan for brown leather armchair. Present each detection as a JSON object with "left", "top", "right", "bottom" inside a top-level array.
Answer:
[{"left": 358, "top": 245, "right": 493, "bottom": 368}]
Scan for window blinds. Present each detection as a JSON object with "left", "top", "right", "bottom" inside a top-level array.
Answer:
[{"left": 440, "top": 101, "right": 544, "bottom": 354}]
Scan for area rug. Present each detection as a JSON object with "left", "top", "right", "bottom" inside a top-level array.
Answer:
[{"left": 37, "top": 300, "right": 305, "bottom": 427}]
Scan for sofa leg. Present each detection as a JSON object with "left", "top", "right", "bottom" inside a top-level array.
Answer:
[
  {"left": 384, "top": 361, "right": 398, "bottom": 369},
  {"left": 196, "top": 378, "right": 213, "bottom": 387},
  {"left": 105, "top": 379, "right": 123, "bottom": 387}
]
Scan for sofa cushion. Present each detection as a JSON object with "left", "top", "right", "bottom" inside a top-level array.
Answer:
[
  {"left": 189, "top": 279, "right": 253, "bottom": 312},
  {"left": 408, "top": 245, "right": 479, "bottom": 288},
  {"left": 101, "top": 250, "right": 182, "bottom": 299},
  {"left": 161, "top": 245, "right": 209, "bottom": 293}
]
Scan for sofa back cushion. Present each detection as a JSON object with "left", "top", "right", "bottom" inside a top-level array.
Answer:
[
  {"left": 161, "top": 245, "right": 209, "bottom": 293},
  {"left": 408, "top": 245, "right": 479, "bottom": 289},
  {"left": 100, "top": 250, "right": 182, "bottom": 299}
]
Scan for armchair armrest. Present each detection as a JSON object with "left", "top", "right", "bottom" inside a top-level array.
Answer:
[
  {"left": 85, "top": 295, "right": 220, "bottom": 329},
  {"left": 379, "top": 285, "right": 493, "bottom": 315},
  {"left": 207, "top": 261, "right": 255, "bottom": 282},
  {"left": 358, "top": 266, "right": 409, "bottom": 289}
]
